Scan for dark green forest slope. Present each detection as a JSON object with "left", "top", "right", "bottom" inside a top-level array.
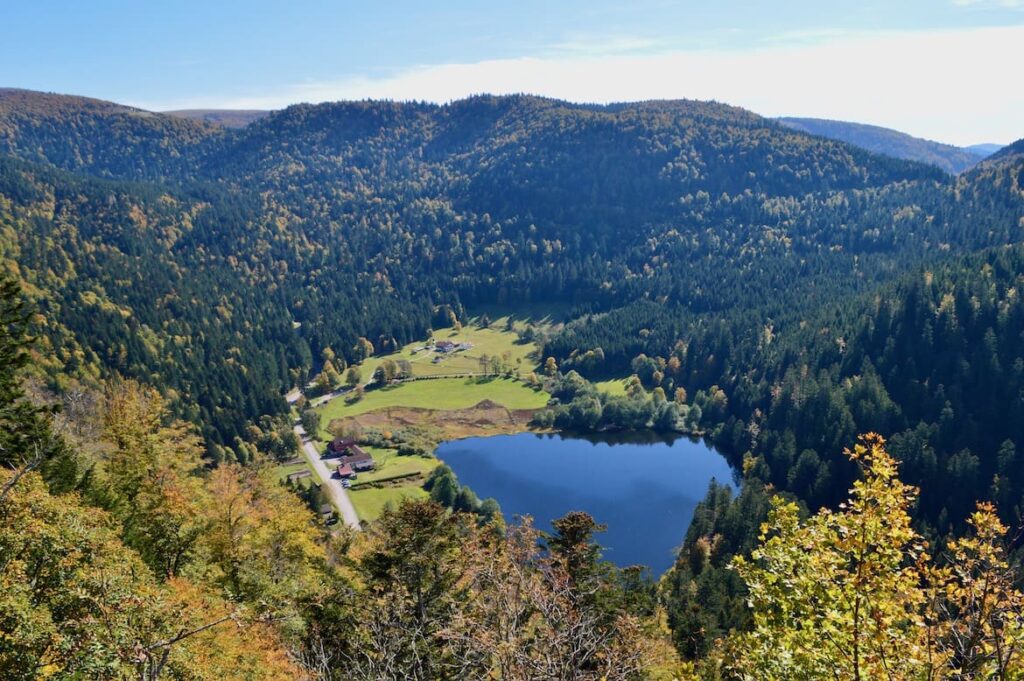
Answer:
[
  {"left": 2, "top": 88, "right": 1021, "bottom": 494},
  {"left": 0, "top": 87, "right": 1020, "bottom": 491},
  {"left": 0, "top": 90, "right": 949, "bottom": 450},
  {"left": 662, "top": 236, "right": 1024, "bottom": 659},
  {"left": 1, "top": 89, "right": 1021, "bottom": 473}
]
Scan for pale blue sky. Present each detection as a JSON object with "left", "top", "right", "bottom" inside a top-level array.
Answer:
[{"left": 2, "top": 1, "right": 1022, "bottom": 145}]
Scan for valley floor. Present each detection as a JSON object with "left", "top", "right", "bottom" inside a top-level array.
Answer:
[{"left": 299, "top": 315, "right": 557, "bottom": 522}]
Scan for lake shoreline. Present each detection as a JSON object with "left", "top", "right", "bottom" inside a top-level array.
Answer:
[{"left": 434, "top": 431, "right": 739, "bottom": 574}]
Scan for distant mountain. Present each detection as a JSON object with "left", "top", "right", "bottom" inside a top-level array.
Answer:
[
  {"left": 164, "top": 108, "right": 270, "bottom": 128},
  {"left": 980, "top": 137, "right": 1024, "bottom": 165},
  {"left": 966, "top": 142, "right": 1004, "bottom": 157},
  {"left": 777, "top": 116, "right": 982, "bottom": 174}
]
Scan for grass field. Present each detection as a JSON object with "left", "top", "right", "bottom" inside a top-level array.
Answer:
[
  {"left": 354, "top": 447, "right": 440, "bottom": 485},
  {"left": 309, "top": 313, "right": 556, "bottom": 521},
  {"left": 358, "top": 315, "right": 541, "bottom": 382},
  {"left": 594, "top": 378, "right": 630, "bottom": 397},
  {"left": 275, "top": 461, "right": 309, "bottom": 482},
  {"left": 274, "top": 460, "right": 327, "bottom": 487},
  {"left": 349, "top": 485, "right": 430, "bottom": 522},
  {"left": 330, "top": 446, "right": 442, "bottom": 522},
  {"left": 317, "top": 376, "right": 549, "bottom": 436}
]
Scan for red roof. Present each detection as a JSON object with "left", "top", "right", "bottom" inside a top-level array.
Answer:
[{"left": 336, "top": 463, "right": 354, "bottom": 477}]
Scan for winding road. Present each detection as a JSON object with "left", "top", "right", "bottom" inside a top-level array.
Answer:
[{"left": 293, "top": 424, "right": 361, "bottom": 530}]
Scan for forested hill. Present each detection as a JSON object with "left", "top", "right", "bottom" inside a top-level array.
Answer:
[
  {"left": 0, "top": 153, "right": 443, "bottom": 456},
  {"left": 0, "top": 89, "right": 1019, "bottom": 468},
  {"left": 984, "top": 137, "right": 1024, "bottom": 164},
  {"left": 4, "top": 90, "right": 941, "bottom": 189},
  {"left": 546, "top": 145, "right": 1023, "bottom": 481},
  {"left": 0, "top": 88, "right": 220, "bottom": 179},
  {"left": 777, "top": 116, "right": 985, "bottom": 174}
]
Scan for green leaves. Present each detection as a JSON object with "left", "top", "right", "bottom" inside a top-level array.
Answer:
[
  {"left": 0, "top": 273, "right": 65, "bottom": 479},
  {"left": 0, "top": 471, "right": 159, "bottom": 678},
  {"left": 709, "top": 435, "right": 1024, "bottom": 680}
]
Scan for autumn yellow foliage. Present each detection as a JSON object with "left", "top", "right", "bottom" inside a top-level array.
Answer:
[{"left": 702, "top": 434, "right": 1024, "bottom": 681}]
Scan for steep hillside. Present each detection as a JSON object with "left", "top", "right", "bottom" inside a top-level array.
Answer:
[
  {"left": 0, "top": 157, "right": 304, "bottom": 450},
  {"left": 984, "top": 137, "right": 1024, "bottom": 163},
  {"left": 0, "top": 153, "right": 466, "bottom": 452},
  {"left": 0, "top": 89, "right": 1018, "bottom": 466},
  {"left": 777, "top": 116, "right": 982, "bottom": 174},
  {"left": 0, "top": 88, "right": 220, "bottom": 179}
]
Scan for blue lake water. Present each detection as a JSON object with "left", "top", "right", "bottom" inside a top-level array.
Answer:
[{"left": 435, "top": 431, "right": 737, "bottom": 575}]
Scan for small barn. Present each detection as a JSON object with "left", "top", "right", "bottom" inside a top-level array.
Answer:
[
  {"left": 342, "top": 445, "right": 376, "bottom": 472},
  {"left": 327, "top": 437, "right": 357, "bottom": 455}
]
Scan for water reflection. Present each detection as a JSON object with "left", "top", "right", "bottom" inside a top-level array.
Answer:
[{"left": 435, "top": 431, "right": 738, "bottom": 574}]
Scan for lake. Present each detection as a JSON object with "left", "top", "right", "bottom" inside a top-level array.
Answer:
[{"left": 435, "top": 431, "right": 737, "bottom": 574}]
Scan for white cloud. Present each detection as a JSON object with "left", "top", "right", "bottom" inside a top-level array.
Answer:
[{"left": 149, "top": 25, "right": 1024, "bottom": 147}]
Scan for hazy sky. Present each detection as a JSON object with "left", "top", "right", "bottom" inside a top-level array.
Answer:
[{"left": 3, "top": 1, "right": 1022, "bottom": 146}]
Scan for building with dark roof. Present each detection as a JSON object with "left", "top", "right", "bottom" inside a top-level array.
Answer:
[
  {"left": 326, "top": 437, "right": 357, "bottom": 455},
  {"left": 342, "top": 445, "right": 375, "bottom": 471}
]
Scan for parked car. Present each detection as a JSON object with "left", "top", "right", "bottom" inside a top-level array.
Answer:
[{"left": 341, "top": 480, "right": 351, "bottom": 488}]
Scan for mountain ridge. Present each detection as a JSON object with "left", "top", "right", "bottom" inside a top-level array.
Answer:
[
  {"left": 163, "top": 108, "right": 271, "bottom": 128},
  {"left": 0, "top": 88, "right": 956, "bottom": 450},
  {"left": 777, "top": 115, "right": 989, "bottom": 174},
  {"left": 966, "top": 142, "right": 1004, "bottom": 157}
]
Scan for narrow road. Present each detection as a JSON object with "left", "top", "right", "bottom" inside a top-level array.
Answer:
[
  {"left": 307, "top": 386, "right": 351, "bottom": 407},
  {"left": 293, "top": 424, "right": 361, "bottom": 530}
]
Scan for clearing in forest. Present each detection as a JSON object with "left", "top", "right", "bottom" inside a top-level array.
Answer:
[
  {"left": 317, "top": 376, "right": 549, "bottom": 438},
  {"left": 357, "top": 314, "right": 548, "bottom": 382}
]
